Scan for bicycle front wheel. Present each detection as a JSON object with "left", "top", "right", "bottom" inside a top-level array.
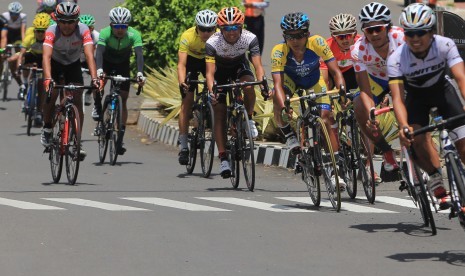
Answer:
[
  {"left": 414, "top": 164, "right": 437, "bottom": 235},
  {"left": 65, "top": 105, "right": 81, "bottom": 185},
  {"left": 315, "top": 117, "right": 340, "bottom": 211},
  {"left": 109, "top": 96, "right": 122, "bottom": 166},
  {"left": 296, "top": 117, "right": 320, "bottom": 206},
  {"left": 353, "top": 122, "right": 376, "bottom": 204},
  {"left": 238, "top": 111, "right": 255, "bottom": 191},
  {"left": 49, "top": 112, "right": 63, "bottom": 183},
  {"left": 199, "top": 101, "right": 215, "bottom": 178},
  {"left": 186, "top": 128, "right": 198, "bottom": 174},
  {"left": 2, "top": 65, "right": 8, "bottom": 102},
  {"left": 447, "top": 153, "right": 465, "bottom": 231}
]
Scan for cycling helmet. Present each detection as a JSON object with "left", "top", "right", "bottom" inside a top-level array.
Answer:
[
  {"left": 359, "top": 2, "right": 391, "bottom": 24},
  {"left": 79, "top": 14, "right": 95, "bottom": 27},
  {"left": 33, "top": 13, "right": 51, "bottom": 29},
  {"left": 55, "top": 1, "right": 80, "bottom": 20},
  {"left": 217, "top": 7, "right": 244, "bottom": 26},
  {"left": 399, "top": 3, "right": 436, "bottom": 31},
  {"left": 195, "top": 9, "right": 217, "bottom": 28},
  {"left": 329, "top": 13, "right": 357, "bottom": 33},
  {"left": 49, "top": 17, "right": 56, "bottom": 25},
  {"left": 8, "top": 2, "right": 23, "bottom": 13},
  {"left": 41, "top": 0, "right": 56, "bottom": 9},
  {"left": 280, "top": 12, "right": 310, "bottom": 32},
  {"left": 109, "top": 7, "right": 131, "bottom": 24}
]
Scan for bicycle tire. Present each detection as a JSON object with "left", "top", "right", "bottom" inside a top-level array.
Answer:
[
  {"left": 26, "top": 81, "right": 36, "bottom": 136},
  {"left": 199, "top": 101, "right": 215, "bottom": 178},
  {"left": 296, "top": 117, "right": 320, "bottom": 206},
  {"left": 315, "top": 117, "right": 340, "bottom": 211},
  {"left": 186, "top": 127, "right": 198, "bottom": 174},
  {"left": 228, "top": 137, "right": 240, "bottom": 188},
  {"left": 354, "top": 123, "right": 376, "bottom": 204},
  {"left": 65, "top": 105, "right": 81, "bottom": 185},
  {"left": 238, "top": 111, "right": 255, "bottom": 191},
  {"left": 447, "top": 153, "right": 465, "bottom": 230},
  {"left": 414, "top": 164, "right": 437, "bottom": 235},
  {"left": 99, "top": 100, "right": 111, "bottom": 164},
  {"left": 109, "top": 95, "right": 123, "bottom": 166},
  {"left": 2, "top": 66, "right": 8, "bottom": 102},
  {"left": 49, "top": 112, "right": 63, "bottom": 183}
]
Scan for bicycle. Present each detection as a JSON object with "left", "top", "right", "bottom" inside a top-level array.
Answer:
[
  {"left": 45, "top": 83, "right": 94, "bottom": 184},
  {"left": 330, "top": 91, "right": 376, "bottom": 204},
  {"left": 19, "top": 64, "right": 43, "bottom": 136},
  {"left": 285, "top": 88, "right": 342, "bottom": 211},
  {"left": 183, "top": 72, "right": 215, "bottom": 178},
  {"left": 407, "top": 109, "right": 465, "bottom": 232},
  {"left": 95, "top": 75, "right": 141, "bottom": 165},
  {"left": 213, "top": 78, "right": 269, "bottom": 191},
  {"left": 0, "top": 44, "right": 15, "bottom": 101},
  {"left": 372, "top": 106, "right": 437, "bottom": 235}
]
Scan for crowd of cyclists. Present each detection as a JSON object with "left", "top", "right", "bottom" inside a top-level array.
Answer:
[
  {"left": 177, "top": 1, "right": 465, "bottom": 217},
  {"left": 0, "top": 1, "right": 464, "bottom": 224}
]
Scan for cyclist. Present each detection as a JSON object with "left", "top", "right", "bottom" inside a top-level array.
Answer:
[
  {"left": 389, "top": 4, "right": 465, "bottom": 209},
  {"left": 351, "top": 2, "right": 404, "bottom": 174},
  {"left": 41, "top": 1, "right": 101, "bottom": 160},
  {"left": 36, "top": 0, "right": 56, "bottom": 15},
  {"left": 0, "top": 14, "right": 7, "bottom": 74},
  {"left": 205, "top": 7, "right": 266, "bottom": 178},
  {"left": 79, "top": 14, "right": 99, "bottom": 106},
  {"left": 177, "top": 9, "right": 217, "bottom": 165},
  {"left": 15, "top": 12, "right": 50, "bottom": 124},
  {"left": 94, "top": 7, "right": 146, "bottom": 155},
  {"left": 2, "top": 2, "right": 27, "bottom": 99}
]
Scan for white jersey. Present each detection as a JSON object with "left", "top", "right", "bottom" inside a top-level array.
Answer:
[
  {"left": 1, "top": 12, "right": 26, "bottom": 30},
  {"left": 388, "top": 35, "right": 463, "bottom": 89},
  {"left": 80, "top": 30, "right": 100, "bottom": 63},
  {"left": 351, "top": 26, "right": 405, "bottom": 84}
]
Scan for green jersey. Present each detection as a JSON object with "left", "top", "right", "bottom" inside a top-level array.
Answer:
[{"left": 97, "top": 26, "right": 143, "bottom": 63}]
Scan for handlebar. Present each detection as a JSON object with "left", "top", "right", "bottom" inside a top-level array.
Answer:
[
  {"left": 287, "top": 88, "right": 341, "bottom": 103},
  {"left": 18, "top": 64, "right": 43, "bottom": 73},
  {"left": 104, "top": 75, "right": 143, "bottom": 95},
  {"left": 212, "top": 78, "right": 270, "bottom": 100},
  {"left": 46, "top": 84, "right": 94, "bottom": 103},
  {"left": 412, "top": 112, "right": 465, "bottom": 137}
]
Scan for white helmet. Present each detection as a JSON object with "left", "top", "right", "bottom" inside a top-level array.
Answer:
[
  {"left": 195, "top": 9, "right": 217, "bottom": 28},
  {"left": 109, "top": 7, "right": 131, "bottom": 24},
  {"left": 400, "top": 3, "right": 436, "bottom": 31},
  {"left": 329, "top": 13, "right": 357, "bottom": 33},
  {"left": 42, "top": 0, "right": 56, "bottom": 8},
  {"left": 8, "top": 2, "right": 23, "bottom": 13},
  {"left": 359, "top": 2, "right": 391, "bottom": 24}
]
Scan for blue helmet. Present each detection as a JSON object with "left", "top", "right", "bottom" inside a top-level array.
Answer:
[{"left": 280, "top": 12, "right": 309, "bottom": 32}]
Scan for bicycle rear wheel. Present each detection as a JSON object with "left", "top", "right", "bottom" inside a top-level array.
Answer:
[
  {"left": 65, "top": 105, "right": 81, "bottom": 185},
  {"left": 97, "top": 119, "right": 108, "bottom": 164},
  {"left": 315, "top": 117, "right": 340, "bottom": 211},
  {"left": 199, "top": 101, "right": 215, "bottom": 178},
  {"left": 414, "top": 164, "right": 437, "bottom": 235},
  {"left": 109, "top": 96, "right": 122, "bottom": 166},
  {"left": 296, "top": 117, "right": 321, "bottom": 206},
  {"left": 227, "top": 138, "right": 240, "bottom": 188},
  {"left": 186, "top": 128, "right": 198, "bottom": 174},
  {"left": 2, "top": 65, "right": 8, "bottom": 102},
  {"left": 49, "top": 112, "right": 63, "bottom": 183},
  {"left": 353, "top": 122, "right": 376, "bottom": 204},
  {"left": 238, "top": 111, "right": 255, "bottom": 191},
  {"left": 447, "top": 153, "right": 465, "bottom": 231}
]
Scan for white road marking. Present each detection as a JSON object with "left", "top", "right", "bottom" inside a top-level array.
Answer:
[
  {"left": 277, "top": 197, "right": 397, "bottom": 213},
  {"left": 0, "top": 197, "right": 65, "bottom": 210},
  {"left": 42, "top": 198, "right": 149, "bottom": 211},
  {"left": 197, "top": 197, "right": 314, "bottom": 212},
  {"left": 122, "top": 197, "right": 231, "bottom": 211},
  {"left": 375, "top": 196, "right": 417, "bottom": 209}
]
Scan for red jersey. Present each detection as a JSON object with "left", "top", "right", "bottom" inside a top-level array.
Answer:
[{"left": 320, "top": 34, "right": 361, "bottom": 72}]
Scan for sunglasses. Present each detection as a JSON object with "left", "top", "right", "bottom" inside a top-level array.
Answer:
[
  {"left": 362, "top": 24, "right": 388, "bottom": 34},
  {"left": 283, "top": 32, "right": 308, "bottom": 40},
  {"left": 34, "top": 29, "right": 46, "bottom": 33},
  {"left": 404, "top": 30, "right": 429, "bottom": 38},
  {"left": 198, "top": 26, "right": 215, "bottom": 33},
  {"left": 58, "top": 19, "right": 78, "bottom": 25},
  {"left": 9, "top": 12, "right": 19, "bottom": 16},
  {"left": 222, "top": 25, "right": 241, "bottom": 32},
  {"left": 333, "top": 32, "right": 356, "bottom": 40},
  {"left": 112, "top": 24, "right": 129, "bottom": 30}
]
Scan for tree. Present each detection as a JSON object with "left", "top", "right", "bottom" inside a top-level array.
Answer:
[{"left": 124, "top": 0, "right": 240, "bottom": 70}]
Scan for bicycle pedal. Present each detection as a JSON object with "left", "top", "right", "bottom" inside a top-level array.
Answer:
[
  {"left": 294, "top": 164, "right": 303, "bottom": 174},
  {"left": 399, "top": 181, "right": 408, "bottom": 192}
]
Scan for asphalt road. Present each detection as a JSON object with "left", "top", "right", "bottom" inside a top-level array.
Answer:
[{"left": 0, "top": 1, "right": 464, "bottom": 275}]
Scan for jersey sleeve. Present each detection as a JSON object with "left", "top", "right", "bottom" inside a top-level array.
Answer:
[
  {"left": 271, "top": 43, "right": 286, "bottom": 73},
  {"left": 311, "top": 35, "right": 334, "bottom": 63},
  {"left": 43, "top": 25, "right": 56, "bottom": 48},
  {"left": 97, "top": 27, "right": 110, "bottom": 47},
  {"left": 351, "top": 41, "right": 367, "bottom": 72},
  {"left": 21, "top": 14, "right": 27, "bottom": 24},
  {"left": 205, "top": 41, "right": 216, "bottom": 63},
  {"left": 445, "top": 38, "right": 463, "bottom": 68},
  {"left": 80, "top": 24, "right": 93, "bottom": 46},
  {"left": 387, "top": 47, "right": 404, "bottom": 84},
  {"left": 131, "top": 29, "right": 143, "bottom": 48},
  {"left": 178, "top": 30, "right": 190, "bottom": 53},
  {"left": 248, "top": 36, "right": 261, "bottom": 57}
]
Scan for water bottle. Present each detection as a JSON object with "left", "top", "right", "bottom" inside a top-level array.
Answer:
[{"left": 440, "top": 130, "right": 455, "bottom": 151}]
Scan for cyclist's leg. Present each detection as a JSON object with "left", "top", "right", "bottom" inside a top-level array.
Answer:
[
  {"left": 237, "top": 64, "right": 257, "bottom": 138},
  {"left": 213, "top": 67, "right": 231, "bottom": 176},
  {"left": 315, "top": 76, "right": 339, "bottom": 153}
]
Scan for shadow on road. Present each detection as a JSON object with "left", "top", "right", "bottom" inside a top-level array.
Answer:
[
  {"left": 387, "top": 250, "right": 465, "bottom": 267},
  {"left": 349, "top": 222, "right": 450, "bottom": 237}
]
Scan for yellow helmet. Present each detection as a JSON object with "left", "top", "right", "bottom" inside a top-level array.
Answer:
[{"left": 33, "top": 13, "right": 51, "bottom": 30}]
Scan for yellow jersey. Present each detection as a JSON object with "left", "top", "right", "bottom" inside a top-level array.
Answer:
[
  {"left": 178, "top": 26, "right": 210, "bottom": 59},
  {"left": 22, "top": 27, "right": 43, "bottom": 55}
]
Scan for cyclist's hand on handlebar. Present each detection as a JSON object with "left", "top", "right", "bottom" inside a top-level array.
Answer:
[
  {"left": 137, "top": 72, "right": 146, "bottom": 86},
  {"left": 97, "top": 68, "right": 105, "bottom": 79},
  {"left": 400, "top": 125, "right": 414, "bottom": 147},
  {"left": 366, "top": 118, "right": 380, "bottom": 135},
  {"left": 380, "top": 95, "right": 390, "bottom": 108},
  {"left": 44, "top": 78, "right": 54, "bottom": 94},
  {"left": 92, "top": 78, "right": 104, "bottom": 91},
  {"left": 208, "top": 91, "right": 218, "bottom": 105}
]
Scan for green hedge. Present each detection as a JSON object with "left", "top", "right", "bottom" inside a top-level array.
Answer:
[{"left": 124, "top": 0, "right": 241, "bottom": 70}]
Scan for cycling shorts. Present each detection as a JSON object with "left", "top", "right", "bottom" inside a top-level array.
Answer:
[
  {"left": 281, "top": 73, "right": 330, "bottom": 111},
  {"left": 215, "top": 62, "right": 254, "bottom": 104},
  {"left": 24, "top": 52, "right": 43, "bottom": 68},
  {"left": 102, "top": 59, "right": 131, "bottom": 91},
  {"left": 184, "top": 55, "right": 206, "bottom": 95},
  {"left": 327, "top": 67, "right": 358, "bottom": 91},
  {"left": 51, "top": 59, "right": 83, "bottom": 85}
]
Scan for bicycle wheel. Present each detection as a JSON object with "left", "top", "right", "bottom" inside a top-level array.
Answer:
[
  {"left": 353, "top": 121, "right": 376, "bottom": 204},
  {"left": 65, "top": 105, "right": 81, "bottom": 185},
  {"left": 414, "top": 164, "right": 437, "bottom": 235},
  {"left": 340, "top": 125, "right": 357, "bottom": 199},
  {"left": 109, "top": 96, "right": 122, "bottom": 166},
  {"left": 26, "top": 84, "right": 36, "bottom": 136},
  {"left": 2, "top": 64, "right": 8, "bottom": 102},
  {"left": 237, "top": 111, "right": 255, "bottom": 191},
  {"left": 447, "top": 153, "right": 465, "bottom": 230},
  {"left": 296, "top": 117, "right": 321, "bottom": 206},
  {"left": 99, "top": 100, "right": 111, "bottom": 164},
  {"left": 49, "top": 112, "right": 63, "bottom": 183},
  {"left": 199, "top": 101, "right": 215, "bottom": 178},
  {"left": 315, "top": 117, "right": 340, "bottom": 211},
  {"left": 186, "top": 127, "right": 198, "bottom": 174}
]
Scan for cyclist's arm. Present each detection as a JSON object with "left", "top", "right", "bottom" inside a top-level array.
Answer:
[
  {"left": 42, "top": 44, "right": 52, "bottom": 80},
  {"left": 450, "top": 61, "right": 465, "bottom": 105},
  {"left": 0, "top": 29, "right": 7, "bottom": 49},
  {"left": 177, "top": 51, "right": 188, "bottom": 85},
  {"left": 250, "top": 55, "right": 264, "bottom": 81},
  {"left": 134, "top": 46, "right": 144, "bottom": 73},
  {"left": 83, "top": 43, "right": 97, "bottom": 79},
  {"left": 326, "top": 59, "right": 345, "bottom": 89},
  {"left": 21, "top": 23, "right": 26, "bottom": 41},
  {"left": 206, "top": 61, "right": 215, "bottom": 92},
  {"left": 95, "top": 44, "right": 105, "bottom": 70},
  {"left": 389, "top": 80, "right": 408, "bottom": 128},
  {"left": 272, "top": 72, "right": 286, "bottom": 105},
  {"left": 16, "top": 47, "right": 26, "bottom": 67},
  {"left": 355, "top": 70, "right": 375, "bottom": 108}
]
